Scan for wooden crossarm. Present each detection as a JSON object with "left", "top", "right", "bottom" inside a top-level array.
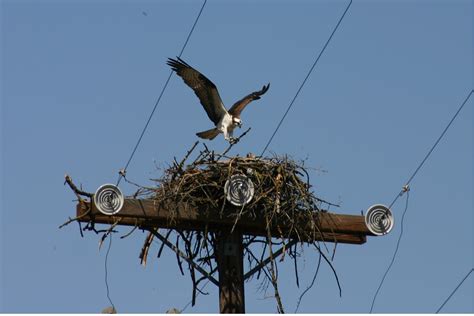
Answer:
[{"left": 77, "top": 199, "right": 373, "bottom": 245}]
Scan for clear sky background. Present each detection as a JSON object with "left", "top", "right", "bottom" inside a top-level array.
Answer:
[{"left": 1, "top": 0, "right": 473, "bottom": 313}]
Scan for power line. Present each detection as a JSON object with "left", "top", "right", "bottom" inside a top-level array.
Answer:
[
  {"left": 117, "top": 0, "right": 208, "bottom": 186},
  {"left": 260, "top": 0, "right": 353, "bottom": 156},
  {"left": 105, "top": 1, "right": 208, "bottom": 309},
  {"left": 369, "top": 191, "right": 409, "bottom": 313},
  {"left": 436, "top": 268, "right": 473, "bottom": 313},
  {"left": 370, "top": 89, "right": 473, "bottom": 312},
  {"left": 105, "top": 234, "right": 115, "bottom": 312},
  {"left": 388, "top": 89, "right": 473, "bottom": 209}
]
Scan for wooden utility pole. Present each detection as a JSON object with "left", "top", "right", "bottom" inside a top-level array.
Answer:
[
  {"left": 217, "top": 229, "right": 245, "bottom": 313},
  {"left": 75, "top": 198, "right": 376, "bottom": 313}
]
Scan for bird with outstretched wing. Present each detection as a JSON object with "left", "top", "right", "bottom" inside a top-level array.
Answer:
[{"left": 167, "top": 57, "right": 270, "bottom": 144}]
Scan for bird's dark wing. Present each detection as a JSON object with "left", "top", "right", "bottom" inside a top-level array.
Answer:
[
  {"left": 228, "top": 83, "right": 270, "bottom": 118},
  {"left": 167, "top": 57, "right": 227, "bottom": 125}
]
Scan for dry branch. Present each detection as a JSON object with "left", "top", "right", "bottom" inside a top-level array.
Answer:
[{"left": 64, "top": 174, "right": 93, "bottom": 198}]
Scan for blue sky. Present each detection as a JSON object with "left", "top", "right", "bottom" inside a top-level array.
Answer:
[{"left": 1, "top": 0, "right": 472, "bottom": 313}]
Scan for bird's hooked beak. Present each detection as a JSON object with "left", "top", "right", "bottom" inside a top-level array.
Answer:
[{"left": 233, "top": 117, "right": 242, "bottom": 128}]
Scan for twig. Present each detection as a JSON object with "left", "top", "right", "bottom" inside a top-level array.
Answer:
[
  {"left": 83, "top": 221, "right": 111, "bottom": 235},
  {"left": 314, "top": 241, "right": 342, "bottom": 297},
  {"left": 316, "top": 197, "right": 340, "bottom": 208},
  {"left": 151, "top": 229, "right": 219, "bottom": 286},
  {"left": 178, "top": 141, "right": 200, "bottom": 171},
  {"left": 120, "top": 219, "right": 139, "bottom": 239},
  {"left": 265, "top": 221, "right": 285, "bottom": 314},
  {"left": 139, "top": 231, "right": 154, "bottom": 266},
  {"left": 292, "top": 244, "right": 300, "bottom": 288},
  {"left": 122, "top": 175, "right": 156, "bottom": 191},
  {"left": 244, "top": 239, "right": 298, "bottom": 280},
  {"left": 245, "top": 247, "right": 272, "bottom": 281},
  {"left": 157, "top": 230, "right": 173, "bottom": 258},
  {"left": 98, "top": 219, "right": 121, "bottom": 250},
  {"left": 77, "top": 220, "right": 84, "bottom": 237},
  {"left": 295, "top": 250, "right": 322, "bottom": 312},
  {"left": 175, "top": 235, "right": 185, "bottom": 276},
  {"left": 230, "top": 204, "right": 246, "bottom": 233},
  {"left": 64, "top": 174, "right": 93, "bottom": 198},
  {"left": 220, "top": 127, "right": 251, "bottom": 158},
  {"left": 58, "top": 207, "right": 91, "bottom": 229}
]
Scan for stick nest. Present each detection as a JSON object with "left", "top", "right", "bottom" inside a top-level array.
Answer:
[
  {"left": 145, "top": 152, "right": 324, "bottom": 234},
  {"left": 64, "top": 141, "right": 341, "bottom": 313}
]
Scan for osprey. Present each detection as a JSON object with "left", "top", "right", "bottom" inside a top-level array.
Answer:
[{"left": 167, "top": 57, "right": 270, "bottom": 144}]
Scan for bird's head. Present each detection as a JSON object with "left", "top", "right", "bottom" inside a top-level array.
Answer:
[{"left": 233, "top": 117, "right": 242, "bottom": 128}]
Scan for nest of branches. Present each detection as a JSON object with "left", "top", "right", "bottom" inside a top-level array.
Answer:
[
  {"left": 134, "top": 143, "right": 340, "bottom": 312},
  {"left": 146, "top": 149, "right": 325, "bottom": 238},
  {"left": 63, "top": 140, "right": 341, "bottom": 313}
]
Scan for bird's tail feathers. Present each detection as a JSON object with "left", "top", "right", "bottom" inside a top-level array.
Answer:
[{"left": 196, "top": 128, "right": 220, "bottom": 140}]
